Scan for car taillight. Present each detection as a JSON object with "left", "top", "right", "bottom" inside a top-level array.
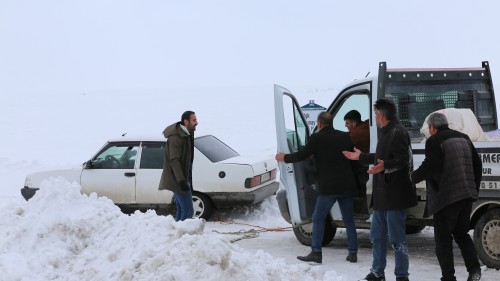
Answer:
[
  {"left": 244, "top": 169, "right": 277, "bottom": 188},
  {"left": 270, "top": 169, "right": 277, "bottom": 180},
  {"left": 244, "top": 175, "right": 261, "bottom": 188}
]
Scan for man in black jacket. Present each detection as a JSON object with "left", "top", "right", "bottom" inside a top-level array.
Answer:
[
  {"left": 411, "top": 112, "right": 482, "bottom": 281},
  {"left": 276, "top": 112, "right": 359, "bottom": 264},
  {"left": 344, "top": 99, "right": 417, "bottom": 281}
]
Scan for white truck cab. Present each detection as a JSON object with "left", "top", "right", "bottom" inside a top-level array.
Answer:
[{"left": 274, "top": 61, "right": 500, "bottom": 269}]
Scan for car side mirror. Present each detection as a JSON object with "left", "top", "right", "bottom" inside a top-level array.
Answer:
[{"left": 84, "top": 160, "right": 93, "bottom": 169}]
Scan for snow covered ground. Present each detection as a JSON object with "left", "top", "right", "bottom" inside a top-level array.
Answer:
[
  {"left": 1, "top": 88, "right": 499, "bottom": 281},
  {"left": 2, "top": 1, "right": 500, "bottom": 279}
]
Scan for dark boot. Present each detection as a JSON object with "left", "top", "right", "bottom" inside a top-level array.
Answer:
[
  {"left": 297, "top": 251, "right": 322, "bottom": 264},
  {"left": 467, "top": 272, "right": 481, "bottom": 281},
  {"left": 396, "top": 277, "right": 409, "bottom": 281},
  {"left": 359, "top": 272, "right": 385, "bottom": 281},
  {"left": 346, "top": 253, "right": 357, "bottom": 263}
]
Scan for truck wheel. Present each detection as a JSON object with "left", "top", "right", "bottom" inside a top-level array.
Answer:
[
  {"left": 405, "top": 225, "right": 426, "bottom": 235},
  {"left": 292, "top": 217, "right": 336, "bottom": 246},
  {"left": 192, "top": 192, "right": 214, "bottom": 220},
  {"left": 474, "top": 208, "right": 500, "bottom": 269}
]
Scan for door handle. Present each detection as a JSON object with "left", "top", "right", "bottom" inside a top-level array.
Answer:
[{"left": 124, "top": 172, "right": 136, "bottom": 177}]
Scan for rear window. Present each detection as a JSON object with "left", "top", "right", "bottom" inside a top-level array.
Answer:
[
  {"left": 384, "top": 76, "right": 495, "bottom": 143},
  {"left": 195, "top": 135, "right": 239, "bottom": 162}
]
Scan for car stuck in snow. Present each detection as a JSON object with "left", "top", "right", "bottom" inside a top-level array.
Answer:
[{"left": 21, "top": 135, "right": 278, "bottom": 220}]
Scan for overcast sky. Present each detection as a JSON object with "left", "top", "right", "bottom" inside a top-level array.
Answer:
[{"left": 1, "top": 1, "right": 499, "bottom": 94}]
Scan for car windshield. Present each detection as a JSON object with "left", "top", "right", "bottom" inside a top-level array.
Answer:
[
  {"left": 92, "top": 142, "right": 140, "bottom": 169},
  {"left": 195, "top": 135, "right": 239, "bottom": 163}
]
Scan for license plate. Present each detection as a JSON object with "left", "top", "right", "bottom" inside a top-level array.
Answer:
[{"left": 261, "top": 172, "right": 270, "bottom": 182}]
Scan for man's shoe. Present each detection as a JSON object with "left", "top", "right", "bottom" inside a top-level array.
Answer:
[
  {"left": 359, "top": 272, "right": 385, "bottom": 281},
  {"left": 297, "top": 251, "right": 322, "bottom": 264},
  {"left": 467, "top": 272, "right": 481, "bottom": 281},
  {"left": 346, "top": 253, "right": 357, "bottom": 263},
  {"left": 396, "top": 277, "right": 409, "bottom": 281}
]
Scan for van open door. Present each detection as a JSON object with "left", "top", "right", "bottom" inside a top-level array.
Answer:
[{"left": 274, "top": 84, "right": 319, "bottom": 226}]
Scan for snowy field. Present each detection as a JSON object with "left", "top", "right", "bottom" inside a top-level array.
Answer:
[
  {"left": 2, "top": 1, "right": 500, "bottom": 280},
  {"left": 1, "top": 88, "right": 499, "bottom": 281}
]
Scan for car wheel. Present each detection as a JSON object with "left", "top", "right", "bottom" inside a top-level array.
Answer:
[
  {"left": 474, "top": 208, "right": 500, "bottom": 269},
  {"left": 292, "top": 217, "right": 336, "bottom": 246},
  {"left": 192, "top": 192, "right": 213, "bottom": 220},
  {"left": 405, "top": 224, "right": 426, "bottom": 235}
]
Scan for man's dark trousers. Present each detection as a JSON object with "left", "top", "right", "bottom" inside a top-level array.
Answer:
[{"left": 433, "top": 199, "right": 481, "bottom": 280}]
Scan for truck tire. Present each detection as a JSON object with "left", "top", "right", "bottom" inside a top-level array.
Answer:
[
  {"left": 192, "top": 192, "right": 214, "bottom": 220},
  {"left": 473, "top": 208, "right": 500, "bottom": 269},
  {"left": 292, "top": 217, "right": 336, "bottom": 246}
]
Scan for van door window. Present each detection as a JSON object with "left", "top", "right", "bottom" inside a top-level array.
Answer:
[
  {"left": 283, "top": 97, "right": 309, "bottom": 151},
  {"left": 332, "top": 93, "right": 370, "bottom": 132}
]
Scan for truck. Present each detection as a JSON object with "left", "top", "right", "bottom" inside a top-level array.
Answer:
[{"left": 274, "top": 61, "right": 500, "bottom": 269}]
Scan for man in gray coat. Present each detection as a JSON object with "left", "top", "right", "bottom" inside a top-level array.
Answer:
[
  {"left": 159, "top": 111, "right": 198, "bottom": 221},
  {"left": 411, "top": 112, "right": 482, "bottom": 281}
]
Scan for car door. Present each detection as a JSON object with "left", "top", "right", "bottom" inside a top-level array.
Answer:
[
  {"left": 274, "top": 85, "right": 318, "bottom": 226},
  {"left": 81, "top": 141, "right": 139, "bottom": 203},
  {"left": 135, "top": 141, "right": 171, "bottom": 204}
]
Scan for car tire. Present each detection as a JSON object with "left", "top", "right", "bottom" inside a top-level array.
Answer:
[
  {"left": 292, "top": 216, "right": 336, "bottom": 246},
  {"left": 192, "top": 192, "right": 214, "bottom": 220},
  {"left": 473, "top": 208, "right": 500, "bottom": 269}
]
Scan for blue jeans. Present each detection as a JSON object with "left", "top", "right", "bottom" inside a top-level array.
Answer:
[
  {"left": 173, "top": 189, "right": 193, "bottom": 221},
  {"left": 370, "top": 209, "right": 409, "bottom": 278},
  {"left": 311, "top": 194, "right": 358, "bottom": 254}
]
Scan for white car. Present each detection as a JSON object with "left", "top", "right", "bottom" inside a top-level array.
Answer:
[{"left": 21, "top": 135, "right": 278, "bottom": 220}]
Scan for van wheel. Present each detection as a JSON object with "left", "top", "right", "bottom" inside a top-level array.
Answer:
[
  {"left": 474, "top": 208, "right": 500, "bottom": 269},
  {"left": 192, "top": 192, "right": 213, "bottom": 220},
  {"left": 292, "top": 217, "right": 336, "bottom": 246}
]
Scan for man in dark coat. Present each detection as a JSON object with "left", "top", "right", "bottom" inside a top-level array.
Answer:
[
  {"left": 344, "top": 99, "right": 417, "bottom": 281},
  {"left": 276, "top": 112, "right": 359, "bottom": 264},
  {"left": 159, "top": 111, "right": 198, "bottom": 221},
  {"left": 411, "top": 112, "right": 482, "bottom": 281}
]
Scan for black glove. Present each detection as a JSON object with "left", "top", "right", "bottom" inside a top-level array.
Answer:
[{"left": 180, "top": 181, "right": 190, "bottom": 191}]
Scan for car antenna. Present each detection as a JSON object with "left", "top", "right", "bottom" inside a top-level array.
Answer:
[
  {"left": 365, "top": 72, "right": 370, "bottom": 78},
  {"left": 122, "top": 133, "right": 127, "bottom": 137}
]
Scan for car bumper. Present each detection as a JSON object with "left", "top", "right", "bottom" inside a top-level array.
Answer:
[
  {"left": 208, "top": 181, "right": 279, "bottom": 208},
  {"left": 21, "top": 186, "right": 39, "bottom": 201}
]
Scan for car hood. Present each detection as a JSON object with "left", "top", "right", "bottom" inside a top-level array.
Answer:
[
  {"left": 218, "top": 155, "right": 277, "bottom": 175},
  {"left": 24, "top": 168, "right": 83, "bottom": 188}
]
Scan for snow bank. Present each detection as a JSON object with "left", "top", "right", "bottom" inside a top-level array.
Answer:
[{"left": 0, "top": 178, "right": 345, "bottom": 281}]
